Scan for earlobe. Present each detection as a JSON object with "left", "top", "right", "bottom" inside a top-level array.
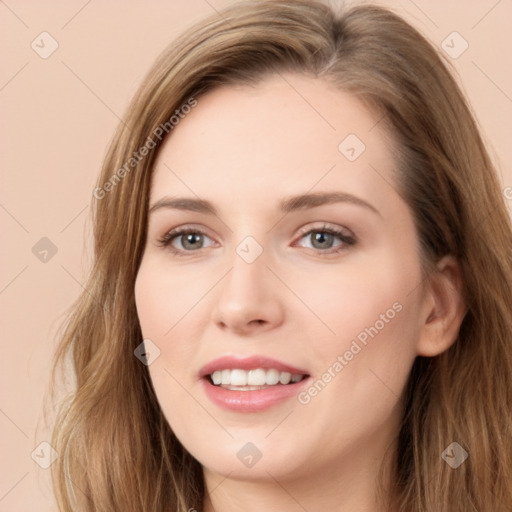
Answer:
[{"left": 417, "top": 255, "right": 466, "bottom": 357}]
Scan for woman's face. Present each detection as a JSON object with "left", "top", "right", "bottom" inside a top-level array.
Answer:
[{"left": 135, "top": 73, "right": 430, "bottom": 484}]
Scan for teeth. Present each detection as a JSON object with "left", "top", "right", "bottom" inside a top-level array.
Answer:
[
  {"left": 266, "top": 368, "right": 280, "bottom": 385},
  {"left": 248, "top": 368, "right": 266, "bottom": 386},
  {"left": 210, "top": 368, "right": 306, "bottom": 387},
  {"left": 230, "top": 369, "right": 247, "bottom": 386},
  {"left": 279, "top": 372, "right": 291, "bottom": 385}
]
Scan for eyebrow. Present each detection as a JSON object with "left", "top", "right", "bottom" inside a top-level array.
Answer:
[{"left": 148, "top": 192, "right": 380, "bottom": 217}]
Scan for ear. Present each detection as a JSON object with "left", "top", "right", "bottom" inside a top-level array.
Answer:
[{"left": 416, "top": 255, "right": 466, "bottom": 357}]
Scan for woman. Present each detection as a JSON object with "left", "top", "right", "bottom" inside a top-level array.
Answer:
[{"left": 48, "top": 1, "right": 512, "bottom": 511}]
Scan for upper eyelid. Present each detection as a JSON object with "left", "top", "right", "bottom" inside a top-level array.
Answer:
[
  {"left": 295, "top": 223, "right": 354, "bottom": 238},
  {"left": 160, "top": 222, "right": 351, "bottom": 236},
  {"left": 159, "top": 223, "right": 354, "bottom": 247}
]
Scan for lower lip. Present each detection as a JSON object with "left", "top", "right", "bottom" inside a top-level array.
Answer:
[{"left": 201, "top": 377, "right": 310, "bottom": 412}]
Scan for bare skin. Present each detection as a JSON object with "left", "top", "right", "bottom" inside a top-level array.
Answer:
[{"left": 134, "top": 73, "right": 465, "bottom": 512}]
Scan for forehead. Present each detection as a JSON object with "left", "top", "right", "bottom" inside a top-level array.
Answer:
[{"left": 150, "top": 73, "right": 398, "bottom": 213}]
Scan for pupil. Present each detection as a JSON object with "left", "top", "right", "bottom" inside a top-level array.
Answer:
[
  {"left": 312, "top": 231, "right": 332, "bottom": 249},
  {"left": 183, "top": 233, "right": 202, "bottom": 249}
]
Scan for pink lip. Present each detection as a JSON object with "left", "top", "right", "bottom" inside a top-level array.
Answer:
[
  {"left": 198, "top": 355, "right": 310, "bottom": 413},
  {"left": 198, "top": 355, "right": 308, "bottom": 378},
  {"left": 201, "top": 378, "right": 310, "bottom": 412}
]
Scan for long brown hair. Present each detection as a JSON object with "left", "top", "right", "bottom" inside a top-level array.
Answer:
[{"left": 48, "top": 1, "right": 512, "bottom": 510}]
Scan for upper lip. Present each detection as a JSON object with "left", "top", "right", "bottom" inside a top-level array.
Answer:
[{"left": 199, "top": 355, "right": 309, "bottom": 378}]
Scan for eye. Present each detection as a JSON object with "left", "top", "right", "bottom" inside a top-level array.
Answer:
[
  {"left": 293, "top": 224, "right": 356, "bottom": 254},
  {"left": 157, "top": 223, "right": 356, "bottom": 257},
  {"left": 157, "top": 227, "right": 216, "bottom": 256}
]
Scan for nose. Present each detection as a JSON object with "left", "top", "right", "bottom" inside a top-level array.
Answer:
[{"left": 211, "top": 246, "right": 284, "bottom": 336}]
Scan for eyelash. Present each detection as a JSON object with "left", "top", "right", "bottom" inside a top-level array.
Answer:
[{"left": 156, "top": 224, "right": 356, "bottom": 257}]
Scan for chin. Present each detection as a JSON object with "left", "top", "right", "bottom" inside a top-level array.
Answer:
[{"left": 189, "top": 435, "right": 310, "bottom": 482}]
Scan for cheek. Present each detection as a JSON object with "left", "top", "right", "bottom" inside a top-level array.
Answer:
[
  {"left": 134, "top": 258, "right": 213, "bottom": 339},
  {"left": 134, "top": 263, "right": 204, "bottom": 435},
  {"left": 301, "top": 250, "right": 421, "bottom": 342},
  {"left": 296, "top": 249, "right": 424, "bottom": 403},
  {"left": 134, "top": 262, "right": 166, "bottom": 337},
  {"left": 134, "top": 261, "right": 199, "bottom": 384},
  {"left": 292, "top": 263, "right": 422, "bottom": 450}
]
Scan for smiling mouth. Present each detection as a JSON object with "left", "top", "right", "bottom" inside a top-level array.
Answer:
[{"left": 207, "top": 368, "right": 308, "bottom": 391}]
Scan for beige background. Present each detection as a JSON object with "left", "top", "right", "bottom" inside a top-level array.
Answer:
[{"left": 1, "top": 0, "right": 511, "bottom": 510}]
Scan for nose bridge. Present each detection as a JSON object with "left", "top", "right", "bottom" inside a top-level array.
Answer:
[
  {"left": 223, "top": 218, "right": 269, "bottom": 287},
  {"left": 223, "top": 235, "right": 268, "bottom": 304},
  {"left": 211, "top": 232, "right": 283, "bottom": 332}
]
